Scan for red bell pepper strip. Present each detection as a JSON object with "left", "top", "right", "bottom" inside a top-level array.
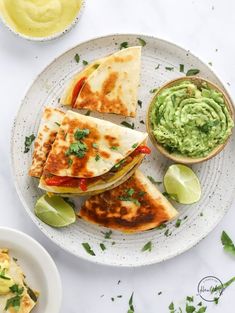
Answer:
[
  {"left": 79, "top": 178, "right": 88, "bottom": 191},
  {"left": 45, "top": 176, "right": 88, "bottom": 191},
  {"left": 132, "top": 145, "right": 151, "bottom": 156},
  {"left": 71, "top": 77, "right": 86, "bottom": 107}
]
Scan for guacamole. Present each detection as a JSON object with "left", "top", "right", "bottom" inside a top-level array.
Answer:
[
  {"left": 0, "top": 0, "right": 82, "bottom": 38},
  {"left": 150, "top": 80, "right": 234, "bottom": 158}
]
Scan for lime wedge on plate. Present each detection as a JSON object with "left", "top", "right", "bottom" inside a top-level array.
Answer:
[
  {"left": 34, "top": 194, "right": 76, "bottom": 227},
  {"left": 164, "top": 164, "right": 201, "bottom": 204}
]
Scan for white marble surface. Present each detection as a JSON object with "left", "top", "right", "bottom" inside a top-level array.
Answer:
[{"left": 0, "top": 0, "right": 235, "bottom": 312}]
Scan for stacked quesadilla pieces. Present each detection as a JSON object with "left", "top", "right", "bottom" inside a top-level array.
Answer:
[
  {"left": 60, "top": 47, "right": 142, "bottom": 117},
  {"left": 30, "top": 108, "right": 150, "bottom": 196},
  {"left": 29, "top": 47, "right": 179, "bottom": 233}
]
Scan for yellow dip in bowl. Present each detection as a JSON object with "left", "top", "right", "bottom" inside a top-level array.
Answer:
[{"left": 0, "top": 0, "right": 84, "bottom": 40}]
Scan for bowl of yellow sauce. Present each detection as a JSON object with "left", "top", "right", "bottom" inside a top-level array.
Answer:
[{"left": 0, "top": 0, "right": 85, "bottom": 41}]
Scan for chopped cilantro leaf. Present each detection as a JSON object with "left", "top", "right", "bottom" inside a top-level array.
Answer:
[
  {"left": 175, "top": 218, "right": 182, "bottom": 228},
  {"left": 132, "top": 143, "right": 138, "bottom": 149},
  {"left": 138, "top": 191, "right": 146, "bottom": 197},
  {"left": 83, "top": 60, "right": 88, "bottom": 65},
  {"left": 5, "top": 295, "right": 22, "bottom": 311},
  {"left": 95, "top": 154, "right": 100, "bottom": 161},
  {"left": 128, "top": 292, "right": 135, "bottom": 312},
  {"left": 186, "top": 296, "right": 194, "bottom": 302},
  {"left": 169, "top": 302, "right": 174, "bottom": 310},
  {"left": 74, "top": 128, "right": 90, "bottom": 140},
  {"left": 121, "top": 121, "right": 134, "bottom": 129},
  {"left": 214, "top": 297, "right": 219, "bottom": 304},
  {"left": 221, "top": 231, "right": 235, "bottom": 255},
  {"left": 141, "top": 241, "right": 152, "bottom": 252},
  {"left": 156, "top": 223, "right": 167, "bottom": 229},
  {"left": 100, "top": 243, "right": 106, "bottom": 251},
  {"left": 9, "top": 284, "right": 24, "bottom": 295},
  {"left": 165, "top": 66, "right": 174, "bottom": 71},
  {"left": 155, "top": 64, "right": 160, "bottom": 70},
  {"left": 55, "top": 122, "right": 61, "bottom": 127},
  {"left": 101, "top": 230, "right": 112, "bottom": 239},
  {"left": 197, "top": 120, "right": 219, "bottom": 134},
  {"left": 186, "top": 69, "right": 200, "bottom": 76},
  {"left": 138, "top": 100, "right": 142, "bottom": 108},
  {"left": 120, "top": 42, "right": 129, "bottom": 49},
  {"left": 65, "top": 141, "right": 87, "bottom": 158},
  {"left": 164, "top": 229, "right": 172, "bottom": 237},
  {"left": 186, "top": 303, "right": 196, "bottom": 313},
  {"left": 140, "top": 120, "right": 145, "bottom": 124},
  {"left": 126, "top": 188, "right": 135, "bottom": 196},
  {"left": 162, "top": 191, "right": 178, "bottom": 201},
  {"left": 150, "top": 88, "right": 158, "bottom": 94},
  {"left": 119, "top": 195, "right": 140, "bottom": 206},
  {"left": 180, "top": 64, "right": 185, "bottom": 72},
  {"left": 111, "top": 146, "right": 118, "bottom": 150},
  {"left": 68, "top": 158, "right": 73, "bottom": 166},
  {"left": 147, "top": 176, "right": 162, "bottom": 185},
  {"left": 24, "top": 134, "right": 35, "bottom": 153},
  {"left": 74, "top": 53, "right": 80, "bottom": 63},
  {"left": 82, "top": 243, "right": 95, "bottom": 256},
  {"left": 137, "top": 37, "right": 146, "bottom": 46}
]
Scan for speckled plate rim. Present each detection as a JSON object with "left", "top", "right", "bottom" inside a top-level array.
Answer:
[
  {"left": 0, "top": 0, "right": 86, "bottom": 42},
  {"left": 10, "top": 33, "right": 235, "bottom": 267}
]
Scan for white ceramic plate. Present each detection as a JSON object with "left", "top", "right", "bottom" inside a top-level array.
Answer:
[
  {"left": 11, "top": 34, "right": 235, "bottom": 267},
  {"left": 0, "top": 227, "right": 62, "bottom": 312}
]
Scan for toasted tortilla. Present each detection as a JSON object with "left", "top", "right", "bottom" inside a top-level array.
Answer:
[
  {"left": 79, "top": 170, "right": 178, "bottom": 233},
  {"left": 60, "top": 57, "right": 105, "bottom": 106},
  {"left": 0, "top": 249, "right": 38, "bottom": 313},
  {"left": 29, "top": 107, "right": 65, "bottom": 178},
  {"left": 61, "top": 47, "right": 141, "bottom": 117},
  {"left": 39, "top": 156, "right": 143, "bottom": 195},
  {"left": 43, "top": 110, "right": 148, "bottom": 178}
]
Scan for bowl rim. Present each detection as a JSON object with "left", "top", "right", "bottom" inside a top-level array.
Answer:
[
  {"left": 0, "top": 0, "right": 86, "bottom": 42},
  {"left": 0, "top": 227, "right": 62, "bottom": 313},
  {"left": 146, "top": 76, "right": 235, "bottom": 164}
]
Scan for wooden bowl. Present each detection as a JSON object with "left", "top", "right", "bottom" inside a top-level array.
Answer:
[{"left": 146, "top": 76, "right": 234, "bottom": 164}]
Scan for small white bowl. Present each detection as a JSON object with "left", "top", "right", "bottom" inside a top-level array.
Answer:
[
  {"left": 0, "top": 0, "right": 86, "bottom": 42},
  {"left": 0, "top": 227, "right": 62, "bottom": 313}
]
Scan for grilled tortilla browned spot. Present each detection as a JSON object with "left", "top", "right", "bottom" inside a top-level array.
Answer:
[
  {"left": 79, "top": 170, "right": 178, "bottom": 233},
  {"left": 76, "top": 71, "right": 128, "bottom": 116}
]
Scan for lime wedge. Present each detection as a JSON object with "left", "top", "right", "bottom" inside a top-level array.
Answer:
[
  {"left": 34, "top": 194, "right": 76, "bottom": 227},
  {"left": 163, "top": 164, "right": 201, "bottom": 204}
]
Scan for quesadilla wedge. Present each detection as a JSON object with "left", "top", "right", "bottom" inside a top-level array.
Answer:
[
  {"left": 36, "top": 110, "right": 150, "bottom": 195},
  {"left": 79, "top": 170, "right": 178, "bottom": 233},
  {"left": 29, "top": 107, "right": 65, "bottom": 178},
  {"left": 60, "top": 47, "right": 141, "bottom": 117},
  {"left": 0, "top": 249, "right": 38, "bottom": 313}
]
